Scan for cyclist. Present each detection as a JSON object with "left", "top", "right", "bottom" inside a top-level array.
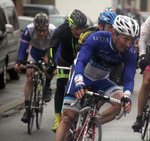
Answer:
[
  {"left": 76, "top": 11, "right": 117, "bottom": 53},
  {"left": 102, "top": 8, "right": 124, "bottom": 86},
  {"left": 77, "top": 8, "right": 122, "bottom": 85},
  {"left": 132, "top": 16, "right": 150, "bottom": 132},
  {"left": 14, "top": 13, "right": 56, "bottom": 123},
  {"left": 49, "top": 9, "right": 87, "bottom": 132},
  {"left": 104, "top": 6, "right": 116, "bottom": 13},
  {"left": 55, "top": 15, "right": 139, "bottom": 141}
]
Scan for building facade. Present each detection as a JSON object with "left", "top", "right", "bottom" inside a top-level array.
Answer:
[
  {"left": 113, "top": 0, "right": 150, "bottom": 12},
  {"left": 12, "top": 0, "right": 150, "bottom": 17}
]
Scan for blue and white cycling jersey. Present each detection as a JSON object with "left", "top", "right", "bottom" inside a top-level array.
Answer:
[
  {"left": 17, "top": 23, "right": 56, "bottom": 62},
  {"left": 75, "top": 31, "right": 137, "bottom": 93}
]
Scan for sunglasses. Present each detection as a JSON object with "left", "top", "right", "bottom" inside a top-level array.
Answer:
[{"left": 35, "top": 26, "right": 48, "bottom": 32}]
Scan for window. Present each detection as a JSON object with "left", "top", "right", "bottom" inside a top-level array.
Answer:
[
  {"left": 5, "top": 7, "right": 19, "bottom": 30},
  {"left": 23, "top": 7, "right": 49, "bottom": 17}
]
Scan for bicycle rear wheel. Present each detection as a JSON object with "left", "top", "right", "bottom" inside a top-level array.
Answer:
[
  {"left": 36, "top": 83, "right": 44, "bottom": 129},
  {"left": 28, "top": 83, "right": 36, "bottom": 134},
  {"left": 141, "top": 106, "right": 150, "bottom": 140},
  {"left": 78, "top": 117, "right": 102, "bottom": 141}
]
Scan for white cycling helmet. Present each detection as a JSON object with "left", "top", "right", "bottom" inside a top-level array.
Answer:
[{"left": 113, "top": 15, "right": 139, "bottom": 38}]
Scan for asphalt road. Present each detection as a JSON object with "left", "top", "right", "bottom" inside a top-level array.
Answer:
[{"left": 0, "top": 69, "right": 144, "bottom": 141}]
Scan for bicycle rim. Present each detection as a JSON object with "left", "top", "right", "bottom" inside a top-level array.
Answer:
[
  {"left": 36, "top": 84, "right": 44, "bottom": 129},
  {"left": 141, "top": 109, "right": 149, "bottom": 140},
  {"left": 28, "top": 84, "right": 36, "bottom": 134},
  {"left": 77, "top": 117, "right": 102, "bottom": 141}
]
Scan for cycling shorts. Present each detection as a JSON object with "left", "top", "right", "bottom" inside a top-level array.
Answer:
[
  {"left": 62, "top": 68, "right": 122, "bottom": 112},
  {"left": 27, "top": 46, "right": 48, "bottom": 62},
  {"left": 27, "top": 46, "right": 47, "bottom": 68}
]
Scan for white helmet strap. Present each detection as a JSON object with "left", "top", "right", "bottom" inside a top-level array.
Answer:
[{"left": 113, "top": 34, "right": 121, "bottom": 50}]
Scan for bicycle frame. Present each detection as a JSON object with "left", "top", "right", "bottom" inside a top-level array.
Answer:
[
  {"left": 68, "top": 90, "right": 124, "bottom": 141},
  {"left": 69, "top": 92, "right": 103, "bottom": 141},
  {"left": 75, "top": 103, "right": 99, "bottom": 140},
  {"left": 19, "top": 58, "right": 47, "bottom": 134},
  {"left": 32, "top": 64, "right": 46, "bottom": 107},
  {"left": 32, "top": 63, "right": 46, "bottom": 92}
]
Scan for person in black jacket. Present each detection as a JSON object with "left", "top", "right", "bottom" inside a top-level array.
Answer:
[{"left": 49, "top": 9, "right": 87, "bottom": 132}]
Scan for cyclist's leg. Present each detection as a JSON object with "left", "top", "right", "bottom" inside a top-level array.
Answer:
[
  {"left": 22, "top": 51, "right": 40, "bottom": 123},
  {"left": 99, "top": 92, "right": 122, "bottom": 124},
  {"left": 52, "top": 77, "right": 68, "bottom": 131},
  {"left": 43, "top": 53, "right": 53, "bottom": 102},
  {"left": 91, "top": 78, "right": 123, "bottom": 124},
  {"left": 52, "top": 57, "right": 70, "bottom": 131},
  {"left": 21, "top": 67, "right": 33, "bottom": 123},
  {"left": 55, "top": 69, "right": 79, "bottom": 141},
  {"left": 138, "top": 70, "right": 150, "bottom": 115},
  {"left": 55, "top": 108, "right": 78, "bottom": 141},
  {"left": 132, "top": 69, "right": 150, "bottom": 131},
  {"left": 43, "top": 75, "right": 53, "bottom": 102}
]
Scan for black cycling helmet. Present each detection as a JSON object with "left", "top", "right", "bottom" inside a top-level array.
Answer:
[
  {"left": 34, "top": 13, "right": 49, "bottom": 31},
  {"left": 68, "top": 9, "right": 87, "bottom": 28}
]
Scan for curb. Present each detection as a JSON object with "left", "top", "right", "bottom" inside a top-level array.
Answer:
[
  {"left": 0, "top": 97, "right": 24, "bottom": 117},
  {"left": 0, "top": 86, "right": 56, "bottom": 117}
]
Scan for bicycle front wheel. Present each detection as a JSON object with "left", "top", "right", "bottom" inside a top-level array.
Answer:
[
  {"left": 36, "top": 83, "right": 44, "bottom": 129},
  {"left": 78, "top": 117, "right": 102, "bottom": 141},
  {"left": 28, "top": 83, "right": 36, "bottom": 134}
]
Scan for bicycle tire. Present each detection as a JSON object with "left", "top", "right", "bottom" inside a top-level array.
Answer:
[
  {"left": 141, "top": 106, "right": 149, "bottom": 140},
  {"left": 36, "top": 83, "right": 44, "bottom": 129},
  {"left": 77, "top": 117, "right": 102, "bottom": 141},
  {"left": 28, "top": 82, "right": 36, "bottom": 134}
]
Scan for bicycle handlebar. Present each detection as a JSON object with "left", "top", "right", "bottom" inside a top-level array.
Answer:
[
  {"left": 18, "top": 59, "right": 45, "bottom": 66},
  {"left": 115, "top": 107, "right": 125, "bottom": 120},
  {"left": 57, "top": 66, "right": 71, "bottom": 70},
  {"left": 18, "top": 59, "right": 47, "bottom": 74},
  {"left": 71, "top": 91, "right": 121, "bottom": 105},
  {"left": 71, "top": 90, "right": 126, "bottom": 120}
]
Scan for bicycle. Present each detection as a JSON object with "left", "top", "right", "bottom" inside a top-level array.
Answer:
[
  {"left": 19, "top": 57, "right": 52, "bottom": 134},
  {"left": 66, "top": 90, "right": 126, "bottom": 141},
  {"left": 141, "top": 94, "right": 150, "bottom": 140}
]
